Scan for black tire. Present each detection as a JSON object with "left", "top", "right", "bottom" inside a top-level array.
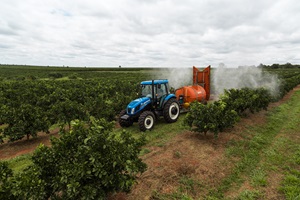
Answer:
[
  {"left": 163, "top": 98, "right": 180, "bottom": 123},
  {"left": 119, "top": 110, "right": 133, "bottom": 127},
  {"left": 138, "top": 111, "right": 155, "bottom": 131}
]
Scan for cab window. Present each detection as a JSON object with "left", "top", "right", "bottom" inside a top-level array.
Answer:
[
  {"left": 141, "top": 85, "right": 152, "bottom": 98},
  {"left": 156, "top": 84, "right": 167, "bottom": 97}
]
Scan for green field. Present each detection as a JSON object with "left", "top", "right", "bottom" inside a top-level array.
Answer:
[{"left": 0, "top": 64, "right": 300, "bottom": 199}]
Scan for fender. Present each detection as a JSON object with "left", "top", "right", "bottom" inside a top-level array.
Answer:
[
  {"left": 162, "top": 94, "right": 177, "bottom": 107},
  {"left": 164, "top": 94, "right": 176, "bottom": 101}
]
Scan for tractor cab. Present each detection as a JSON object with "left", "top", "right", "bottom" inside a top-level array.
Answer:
[
  {"left": 119, "top": 79, "right": 180, "bottom": 131},
  {"left": 140, "top": 80, "right": 170, "bottom": 108}
]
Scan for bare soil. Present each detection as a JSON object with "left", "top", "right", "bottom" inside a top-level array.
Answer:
[{"left": 0, "top": 129, "right": 60, "bottom": 160}]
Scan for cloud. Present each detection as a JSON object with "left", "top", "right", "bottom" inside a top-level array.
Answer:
[{"left": 0, "top": 0, "right": 300, "bottom": 67}]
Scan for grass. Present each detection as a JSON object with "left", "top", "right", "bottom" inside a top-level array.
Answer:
[
  {"left": 0, "top": 124, "right": 8, "bottom": 129},
  {"left": 279, "top": 146, "right": 300, "bottom": 199},
  {"left": 250, "top": 168, "right": 267, "bottom": 187},
  {"left": 280, "top": 169, "right": 300, "bottom": 200},
  {"left": 116, "top": 113, "right": 188, "bottom": 147},
  {"left": 119, "top": 114, "right": 189, "bottom": 160},
  {"left": 139, "top": 148, "right": 152, "bottom": 156},
  {"left": 150, "top": 176, "right": 202, "bottom": 200},
  {"left": 5, "top": 154, "right": 33, "bottom": 174},
  {"left": 207, "top": 90, "right": 300, "bottom": 199},
  {"left": 234, "top": 190, "right": 262, "bottom": 200}
]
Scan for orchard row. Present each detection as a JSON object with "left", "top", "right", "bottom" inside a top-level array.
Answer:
[
  {"left": 0, "top": 79, "right": 139, "bottom": 142},
  {"left": 1, "top": 67, "right": 300, "bottom": 142},
  {"left": 185, "top": 69, "right": 300, "bottom": 137}
]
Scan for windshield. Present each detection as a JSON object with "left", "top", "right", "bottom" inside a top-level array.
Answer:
[{"left": 141, "top": 85, "right": 152, "bottom": 98}]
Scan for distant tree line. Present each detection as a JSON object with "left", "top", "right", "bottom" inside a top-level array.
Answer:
[{"left": 258, "top": 63, "right": 300, "bottom": 69}]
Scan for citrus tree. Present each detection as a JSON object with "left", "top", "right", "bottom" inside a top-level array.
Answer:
[
  {"left": 0, "top": 118, "right": 147, "bottom": 199},
  {"left": 184, "top": 87, "right": 272, "bottom": 137},
  {"left": 184, "top": 100, "right": 239, "bottom": 137}
]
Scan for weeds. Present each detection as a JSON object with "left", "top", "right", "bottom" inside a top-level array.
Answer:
[
  {"left": 6, "top": 154, "right": 32, "bottom": 174},
  {"left": 279, "top": 147, "right": 300, "bottom": 199},
  {"left": 234, "top": 190, "right": 262, "bottom": 200},
  {"left": 250, "top": 168, "right": 267, "bottom": 187},
  {"left": 207, "top": 90, "right": 300, "bottom": 199}
]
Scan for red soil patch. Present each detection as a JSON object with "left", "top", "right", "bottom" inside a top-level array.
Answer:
[{"left": 0, "top": 129, "right": 60, "bottom": 160}]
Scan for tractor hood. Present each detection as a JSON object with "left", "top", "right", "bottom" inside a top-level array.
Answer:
[{"left": 127, "top": 97, "right": 151, "bottom": 115}]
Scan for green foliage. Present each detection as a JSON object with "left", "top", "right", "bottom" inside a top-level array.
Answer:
[
  {"left": 184, "top": 87, "right": 273, "bottom": 137},
  {"left": 49, "top": 72, "right": 63, "bottom": 79},
  {"left": 208, "top": 90, "right": 300, "bottom": 199},
  {"left": 68, "top": 73, "right": 79, "bottom": 79},
  {"left": 12, "top": 165, "right": 48, "bottom": 199},
  {"left": 51, "top": 99, "right": 86, "bottom": 129},
  {"left": 280, "top": 148, "right": 300, "bottom": 199},
  {"left": 234, "top": 190, "right": 262, "bottom": 200},
  {"left": 260, "top": 62, "right": 300, "bottom": 69},
  {"left": 0, "top": 79, "right": 138, "bottom": 141},
  {"left": 184, "top": 100, "right": 238, "bottom": 137},
  {"left": 15, "top": 76, "right": 25, "bottom": 81},
  {"left": 0, "top": 128, "right": 4, "bottom": 144},
  {"left": 7, "top": 154, "right": 33, "bottom": 174},
  {"left": 0, "top": 161, "right": 14, "bottom": 199},
  {"left": 250, "top": 168, "right": 267, "bottom": 187},
  {"left": 220, "top": 87, "right": 272, "bottom": 116},
  {"left": 0, "top": 65, "right": 154, "bottom": 80},
  {"left": 3, "top": 104, "right": 50, "bottom": 141},
  {"left": 26, "top": 75, "right": 37, "bottom": 80},
  {"left": 280, "top": 169, "right": 300, "bottom": 200},
  {"left": 0, "top": 118, "right": 147, "bottom": 199},
  {"left": 0, "top": 66, "right": 299, "bottom": 143}
]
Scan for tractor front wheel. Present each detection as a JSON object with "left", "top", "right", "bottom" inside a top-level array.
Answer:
[
  {"left": 119, "top": 110, "right": 133, "bottom": 127},
  {"left": 163, "top": 98, "right": 180, "bottom": 123},
  {"left": 138, "top": 111, "right": 155, "bottom": 131}
]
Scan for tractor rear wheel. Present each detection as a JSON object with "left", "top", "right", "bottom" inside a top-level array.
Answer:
[
  {"left": 119, "top": 110, "right": 133, "bottom": 127},
  {"left": 163, "top": 98, "right": 180, "bottom": 123},
  {"left": 138, "top": 111, "right": 155, "bottom": 131}
]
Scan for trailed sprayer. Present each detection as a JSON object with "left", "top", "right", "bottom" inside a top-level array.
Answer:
[
  {"left": 119, "top": 65, "right": 211, "bottom": 131},
  {"left": 175, "top": 65, "right": 210, "bottom": 109}
]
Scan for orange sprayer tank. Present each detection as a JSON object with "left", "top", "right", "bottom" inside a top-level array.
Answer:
[
  {"left": 175, "top": 85, "right": 206, "bottom": 108},
  {"left": 175, "top": 65, "right": 210, "bottom": 108}
]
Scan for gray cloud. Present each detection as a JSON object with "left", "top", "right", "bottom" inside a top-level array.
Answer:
[{"left": 0, "top": 0, "right": 299, "bottom": 67}]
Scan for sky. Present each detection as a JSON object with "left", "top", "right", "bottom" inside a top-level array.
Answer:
[{"left": 1, "top": 0, "right": 300, "bottom": 68}]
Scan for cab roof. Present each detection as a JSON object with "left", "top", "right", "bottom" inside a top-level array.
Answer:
[{"left": 141, "top": 80, "right": 169, "bottom": 85}]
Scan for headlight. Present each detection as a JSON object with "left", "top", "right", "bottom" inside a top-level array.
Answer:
[{"left": 131, "top": 108, "right": 135, "bottom": 114}]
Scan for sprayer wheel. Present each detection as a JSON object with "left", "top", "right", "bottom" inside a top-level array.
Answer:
[
  {"left": 118, "top": 110, "right": 133, "bottom": 127},
  {"left": 138, "top": 111, "right": 155, "bottom": 132},
  {"left": 163, "top": 98, "right": 180, "bottom": 123}
]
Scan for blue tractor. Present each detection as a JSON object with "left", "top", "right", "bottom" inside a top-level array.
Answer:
[{"left": 119, "top": 79, "right": 180, "bottom": 131}]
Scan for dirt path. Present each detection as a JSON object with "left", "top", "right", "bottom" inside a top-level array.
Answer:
[
  {"left": 0, "top": 129, "right": 60, "bottom": 160},
  {"left": 125, "top": 109, "right": 268, "bottom": 199}
]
